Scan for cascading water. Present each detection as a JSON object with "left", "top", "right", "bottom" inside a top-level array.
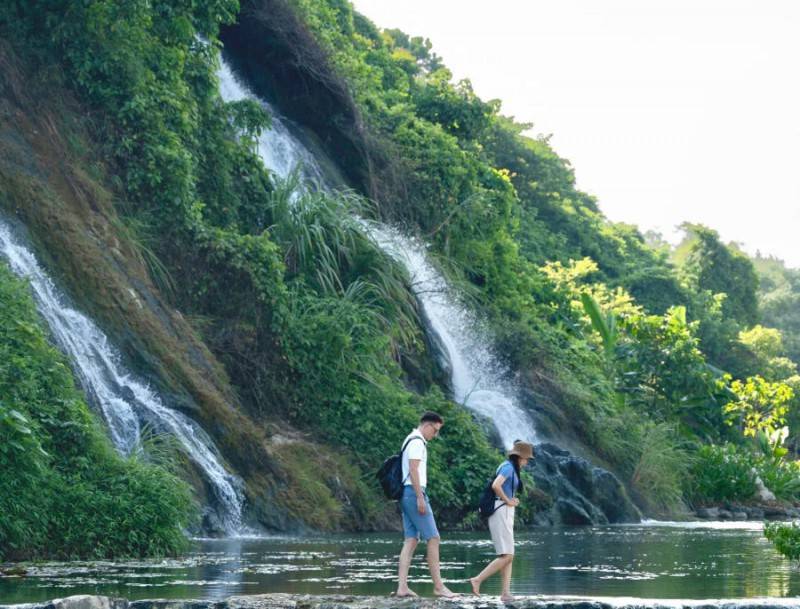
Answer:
[
  {"left": 217, "top": 58, "right": 536, "bottom": 448},
  {"left": 0, "top": 218, "right": 245, "bottom": 535},
  {"left": 365, "top": 225, "right": 537, "bottom": 446},
  {"left": 218, "top": 59, "right": 324, "bottom": 185}
]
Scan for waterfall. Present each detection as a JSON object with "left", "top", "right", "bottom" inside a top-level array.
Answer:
[
  {"left": 365, "top": 225, "right": 537, "bottom": 446},
  {"left": 217, "top": 58, "right": 536, "bottom": 448},
  {"left": 0, "top": 218, "right": 245, "bottom": 535},
  {"left": 218, "top": 59, "right": 324, "bottom": 185}
]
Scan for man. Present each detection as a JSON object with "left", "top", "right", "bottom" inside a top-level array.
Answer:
[{"left": 395, "top": 411, "right": 455, "bottom": 598}]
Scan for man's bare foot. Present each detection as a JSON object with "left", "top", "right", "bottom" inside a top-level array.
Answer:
[
  {"left": 469, "top": 577, "right": 481, "bottom": 596},
  {"left": 500, "top": 594, "right": 516, "bottom": 603},
  {"left": 433, "top": 585, "right": 458, "bottom": 598},
  {"left": 393, "top": 588, "right": 418, "bottom": 598}
]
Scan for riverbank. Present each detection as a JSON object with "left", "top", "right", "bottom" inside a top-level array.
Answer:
[
  {"left": 692, "top": 504, "right": 800, "bottom": 521},
  {"left": 4, "top": 593, "right": 800, "bottom": 609}
]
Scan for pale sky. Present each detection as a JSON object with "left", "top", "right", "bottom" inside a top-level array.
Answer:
[{"left": 351, "top": 0, "right": 800, "bottom": 268}]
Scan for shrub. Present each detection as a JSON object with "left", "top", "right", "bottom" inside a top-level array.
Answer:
[
  {"left": 765, "top": 522, "right": 800, "bottom": 561},
  {"left": 756, "top": 459, "right": 800, "bottom": 502},
  {"left": 687, "top": 443, "right": 757, "bottom": 504}
]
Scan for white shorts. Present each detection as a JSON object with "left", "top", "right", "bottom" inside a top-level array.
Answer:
[{"left": 488, "top": 499, "right": 515, "bottom": 555}]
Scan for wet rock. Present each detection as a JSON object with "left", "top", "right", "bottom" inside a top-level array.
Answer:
[
  {"left": 696, "top": 507, "right": 719, "bottom": 519},
  {"left": 0, "top": 565, "right": 27, "bottom": 576},
  {"left": 718, "top": 509, "right": 734, "bottom": 520},
  {"left": 745, "top": 506, "right": 765, "bottom": 519},
  {"left": 732, "top": 511, "right": 748, "bottom": 521},
  {"left": 555, "top": 498, "right": 594, "bottom": 525},
  {"left": 532, "top": 510, "right": 555, "bottom": 526},
  {"left": 531, "top": 443, "right": 641, "bottom": 525},
  {"left": 6, "top": 594, "right": 800, "bottom": 609},
  {"left": 1, "top": 596, "right": 128, "bottom": 609},
  {"left": 764, "top": 505, "right": 794, "bottom": 520},
  {"left": 755, "top": 472, "right": 777, "bottom": 502}
]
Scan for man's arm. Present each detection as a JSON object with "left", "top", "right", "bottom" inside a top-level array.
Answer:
[{"left": 409, "top": 459, "right": 426, "bottom": 515}]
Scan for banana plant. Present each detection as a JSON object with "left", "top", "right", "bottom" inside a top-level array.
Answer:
[
  {"left": 580, "top": 292, "right": 625, "bottom": 408},
  {"left": 580, "top": 292, "right": 619, "bottom": 358}
]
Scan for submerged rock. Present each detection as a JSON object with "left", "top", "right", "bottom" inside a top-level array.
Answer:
[{"left": 4, "top": 594, "right": 800, "bottom": 609}]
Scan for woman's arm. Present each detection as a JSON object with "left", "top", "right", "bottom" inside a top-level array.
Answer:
[{"left": 491, "top": 474, "right": 518, "bottom": 506}]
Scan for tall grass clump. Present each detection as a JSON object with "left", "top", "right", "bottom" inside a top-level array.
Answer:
[{"left": 267, "top": 176, "right": 420, "bottom": 347}]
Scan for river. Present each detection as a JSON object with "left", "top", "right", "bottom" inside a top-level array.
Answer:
[{"left": 2, "top": 522, "right": 797, "bottom": 603}]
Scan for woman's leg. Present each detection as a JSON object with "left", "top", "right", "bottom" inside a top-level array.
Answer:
[
  {"left": 470, "top": 555, "right": 513, "bottom": 594},
  {"left": 500, "top": 556, "right": 514, "bottom": 601}
]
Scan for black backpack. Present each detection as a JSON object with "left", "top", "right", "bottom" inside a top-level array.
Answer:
[
  {"left": 376, "top": 436, "right": 424, "bottom": 500},
  {"left": 478, "top": 463, "right": 518, "bottom": 520}
]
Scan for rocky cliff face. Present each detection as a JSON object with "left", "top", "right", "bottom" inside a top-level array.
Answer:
[
  {"left": 532, "top": 444, "right": 641, "bottom": 525},
  {"left": 0, "top": 41, "right": 391, "bottom": 535}
]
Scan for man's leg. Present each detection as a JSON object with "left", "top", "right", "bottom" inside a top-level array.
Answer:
[
  {"left": 396, "top": 536, "right": 418, "bottom": 596},
  {"left": 416, "top": 493, "right": 455, "bottom": 597},
  {"left": 426, "top": 537, "right": 455, "bottom": 597}
]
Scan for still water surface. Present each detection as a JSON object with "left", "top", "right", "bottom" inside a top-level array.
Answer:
[{"left": 2, "top": 521, "right": 798, "bottom": 603}]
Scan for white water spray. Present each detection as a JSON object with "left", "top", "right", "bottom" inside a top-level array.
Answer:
[
  {"left": 217, "top": 58, "right": 536, "bottom": 447},
  {"left": 0, "top": 219, "right": 245, "bottom": 534},
  {"left": 366, "top": 224, "right": 536, "bottom": 446},
  {"left": 218, "top": 59, "right": 325, "bottom": 185}
]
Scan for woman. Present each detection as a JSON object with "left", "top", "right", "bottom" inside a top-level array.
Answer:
[{"left": 469, "top": 440, "right": 534, "bottom": 601}]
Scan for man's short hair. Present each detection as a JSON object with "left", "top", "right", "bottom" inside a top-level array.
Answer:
[{"left": 420, "top": 411, "right": 444, "bottom": 424}]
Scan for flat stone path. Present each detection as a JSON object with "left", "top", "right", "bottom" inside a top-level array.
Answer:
[{"left": 3, "top": 594, "right": 800, "bottom": 609}]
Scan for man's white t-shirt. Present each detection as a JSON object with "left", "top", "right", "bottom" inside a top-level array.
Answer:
[{"left": 401, "top": 428, "right": 428, "bottom": 488}]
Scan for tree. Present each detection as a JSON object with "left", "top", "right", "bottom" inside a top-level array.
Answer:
[
  {"left": 723, "top": 375, "right": 794, "bottom": 439},
  {"left": 680, "top": 224, "right": 760, "bottom": 327},
  {"left": 738, "top": 325, "right": 798, "bottom": 381}
]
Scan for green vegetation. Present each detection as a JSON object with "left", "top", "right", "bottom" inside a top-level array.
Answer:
[
  {"left": 688, "top": 444, "right": 757, "bottom": 503},
  {"left": 1, "top": 0, "right": 799, "bottom": 550},
  {"left": 283, "top": 0, "right": 800, "bottom": 514},
  {"left": 0, "top": 262, "right": 194, "bottom": 560},
  {"left": 765, "top": 522, "right": 800, "bottom": 561},
  {"left": 754, "top": 254, "right": 800, "bottom": 366},
  {"left": 0, "top": 0, "right": 500, "bottom": 541}
]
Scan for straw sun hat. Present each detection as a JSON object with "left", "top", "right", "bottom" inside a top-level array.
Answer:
[{"left": 508, "top": 440, "right": 535, "bottom": 460}]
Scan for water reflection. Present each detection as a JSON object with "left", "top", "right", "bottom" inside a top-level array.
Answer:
[{"left": 2, "top": 524, "right": 798, "bottom": 603}]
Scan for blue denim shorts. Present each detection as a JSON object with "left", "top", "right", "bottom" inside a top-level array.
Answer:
[{"left": 400, "top": 485, "right": 440, "bottom": 541}]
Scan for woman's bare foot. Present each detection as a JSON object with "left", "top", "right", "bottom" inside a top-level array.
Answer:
[
  {"left": 469, "top": 577, "right": 481, "bottom": 596},
  {"left": 500, "top": 594, "right": 516, "bottom": 603},
  {"left": 433, "top": 585, "right": 457, "bottom": 598},
  {"left": 393, "top": 588, "right": 418, "bottom": 598}
]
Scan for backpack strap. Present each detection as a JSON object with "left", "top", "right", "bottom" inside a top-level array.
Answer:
[
  {"left": 400, "top": 435, "right": 425, "bottom": 455},
  {"left": 400, "top": 435, "right": 425, "bottom": 485},
  {"left": 510, "top": 464, "right": 517, "bottom": 499}
]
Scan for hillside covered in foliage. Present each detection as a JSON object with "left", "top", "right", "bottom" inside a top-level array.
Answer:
[{"left": 0, "top": 0, "right": 798, "bottom": 559}]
